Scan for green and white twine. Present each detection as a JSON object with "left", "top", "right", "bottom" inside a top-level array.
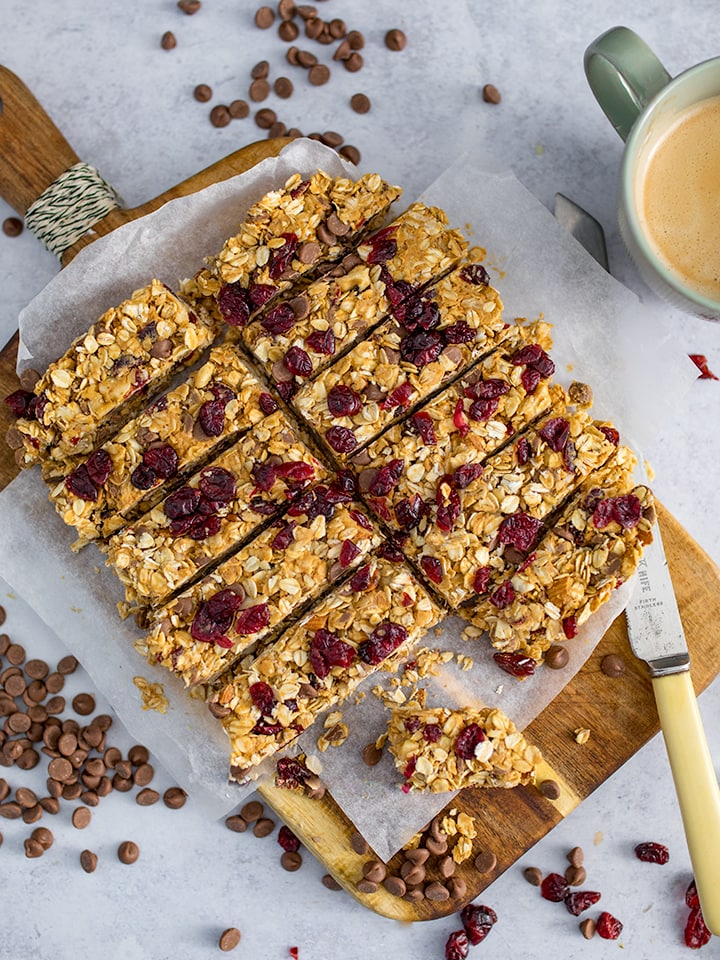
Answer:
[{"left": 24, "top": 162, "right": 121, "bottom": 258}]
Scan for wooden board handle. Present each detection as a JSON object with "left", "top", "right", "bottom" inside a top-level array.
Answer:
[{"left": 0, "top": 65, "right": 80, "bottom": 215}]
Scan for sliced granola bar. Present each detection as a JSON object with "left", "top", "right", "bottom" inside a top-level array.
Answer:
[
  {"left": 137, "top": 493, "right": 381, "bottom": 686},
  {"left": 210, "top": 556, "right": 441, "bottom": 781},
  {"left": 387, "top": 703, "right": 542, "bottom": 793}
]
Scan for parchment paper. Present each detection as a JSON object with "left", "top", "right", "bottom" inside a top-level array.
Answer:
[{"left": 0, "top": 140, "right": 697, "bottom": 848}]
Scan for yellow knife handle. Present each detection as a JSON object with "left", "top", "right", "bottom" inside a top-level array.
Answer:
[{"left": 652, "top": 670, "right": 720, "bottom": 934}]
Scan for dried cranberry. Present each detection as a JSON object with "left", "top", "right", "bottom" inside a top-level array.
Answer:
[
  {"left": 249, "top": 283, "right": 277, "bottom": 307},
  {"left": 143, "top": 444, "right": 179, "bottom": 479},
  {"left": 357, "top": 621, "right": 408, "bottom": 665},
  {"left": 498, "top": 513, "right": 542, "bottom": 552},
  {"left": 459, "top": 263, "right": 490, "bottom": 285},
  {"left": 401, "top": 295, "right": 440, "bottom": 332},
  {"left": 277, "top": 461, "right": 315, "bottom": 485},
  {"left": 685, "top": 907, "right": 712, "bottom": 949},
  {"left": 309, "top": 628, "right": 356, "bottom": 678},
  {"left": 453, "top": 399, "right": 469, "bottom": 436},
  {"left": 290, "top": 178, "right": 309, "bottom": 199},
  {"left": 261, "top": 302, "right": 296, "bottom": 335},
  {"left": 217, "top": 283, "right": 252, "bottom": 326},
  {"left": 565, "top": 891, "right": 601, "bottom": 915},
  {"left": 473, "top": 567, "right": 491, "bottom": 594},
  {"left": 596, "top": 911, "right": 623, "bottom": 940},
  {"left": 249, "top": 681, "right": 276, "bottom": 715},
  {"left": 562, "top": 615, "right": 578, "bottom": 639},
  {"left": 394, "top": 494, "right": 425, "bottom": 530},
  {"left": 190, "top": 589, "right": 243, "bottom": 645},
  {"left": 187, "top": 514, "right": 222, "bottom": 540},
  {"left": 380, "top": 381, "right": 414, "bottom": 411},
  {"left": 368, "top": 459, "right": 404, "bottom": 497},
  {"left": 635, "top": 842, "right": 669, "bottom": 864},
  {"left": 381, "top": 267, "right": 414, "bottom": 310},
  {"left": 234, "top": 603, "right": 270, "bottom": 635},
  {"left": 130, "top": 463, "right": 157, "bottom": 490},
  {"left": 326, "top": 425, "right": 358, "bottom": 454},
  {"left": 198, "top": 399, "right": 226, "bottom": 437},
  {"left": 516, "top": 436, "right": 531, "bottom": 465},
  {"left": 349, "top": 509, "right": 373, "bottom": 531},
  {"left": 520, "top": 367, "right": 542, "bottom": 394},
  {"left": 277, "top": 825, "right": 301, "bottom": 852},
  {"left": 599, "top": 425, "right": 620, "bottom": 445},
  {"left": 165, "top": 486, "right": 202, "bottom": 519},
  {"left": 365, "top": 227, "right": 398, "bottom": 264},
  {"left": 305, "top": 328, "right": 336, "bottom": 356},
  {"left": 400, "top": 330, "right": 443, "bottom": 367},
  {"left": 423, "top": 724, "right": 442, "bottom": 743},
  {"left": 593, "top": 494, "right": 641, "bottom": 530},
  {"left": 436, "top": 489, "right": 461, "bottom": 532},
  {"left": 65, "top": 464, "right": 99, "bottom": 502},
  {"left": 251, "top": 719, "right": 283, "bottom": 735},
  {"left": 275, "top": 756, "right": 309, "bottom": 789},
  {"left": 378, "top": 536, "right": 406, "bottom": 563},
  {"left": 404, "top": 717, "right": 421, "bottom": 733},
  {"left": 453, "top": 463, "right": 484, "bottom": 489},
  {"left": 199, "top": 466, "right": 236, "bottom": 503},
  {"left": 4, "top": 389, "right": 35, "bottom": 418},
  {"left": 489, "top": 581, "right": 515, "bottom": 609},
  {"left": 689, "top": 353, "right": 719, "bottom": 380},
  {"left": 420, "top": 555, "right": 443, "bottom": 584},
  {"left": 460, "top": 904, "right": 497, "bottom": 945},
  {"left": 539, "top": 417, "right": 570, "bottom": 452},
  {"left": 327, "top": 384, "right": 362, "bottom": 417},
  {"left": 469, "top": 397, "right": 499, "bottom": 421},
  {"left": 455, "top": 723, "right": 486, "bottom": 759},
  {"left": 276, "top": 380, "right": 297, "bottom": 402},
  {"left": 249, "top": 496, "right": 277, "bottom": 516},
  {"left": 253, "top": 462, "right": 280, "bottom": 493},
  {"left": 445, "top": 930, "right": 469, "bottom": 960},
  {"left": 283, "top": 346, "right": 312, "bottom": 378},
  {"left": 493, "top": 652, "right": 536, "bottom": 678},
  {"left": 258, "top": 392, "right": 278, "bottom": 415},
  {"left": 408, "top": 411, "right": 436, "bottom": 445},
  {"left": 350, "top": 564, "right": 372, "bottom": 592},
  {"left": 686, "top": 879, "right": 700, "bottom": 910},
  {"left": 510, "top": 344, "right": 543, "bottom": 366},
  {"left": 272, "top": 522, "right": 296, "bottom": 551},
  {"left": 31, "top": 393, "right": 48, "bottom": 423},
  {"left": 327, "top": 470, "right": 357, "bottom": 502},
  {"left": 530, "top": 349, "right": 554, "bottom": 379},
  {"left": 211, "top": 384, "right": 235, "bottom": 406},
  {"left": 540, "top": 872, "right": 569, "bottom": 902},
  {"left": 339, "top": 539, "right": 361, "bottom": 568},
  {"left": 444, "top": 318, "right": 476, "bottom": 344},
  {"left": 86, "top": 449, "right": 112, "bottom": 486},
  {"left": 268, "top": 232, "right": 298, "bottom": 279}
]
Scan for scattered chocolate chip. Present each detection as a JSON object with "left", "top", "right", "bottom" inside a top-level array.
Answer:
[
  {"left": 24, "top": 837, "right": 44, "bottom": 858},
  {"left": 350, "top": 830, "right": 369, "bottom": 855},
  {"left": 15, "top": 787, "right": 37, "bottom": 808},
  {"left": 80, "top": 849, "right": 98, "bottom": 873},
  {"left": 338, "top": 145, "right": 360, "bottom": 165},
  {"left": 48, "top": 757, "right": 73, "bottom": 782},
  {"left": 254, "top": 6, "right": 275, "bottom": 28},
  {"left": 399, "top": 861, "right": 426, "bottom": 885},
  {"left": 241, "top": 800, "right": 263, "bottom": 823},
  {"left": 286, "top": 45, "right": 301, "bottom": 65},
  {"left": 31, "top": 826, "right": 53, "bottom": 849},
  {"left": 0, "top": 802, "right": 22, "bottom": 819},
  {"left": 117, "top": 840, "right": 140, "bottom": 864},
  {"left": 425, "top": 836, "right": 448, "bottom": 857},
  {"left": 362, "top": 742, "right": 382, "bottom": 766},
  {"left": 6, "top": 644, "right": 25, "bottom": 666},
  {"left": 523, "top": 865, "right": 543, "bottom": 886},
  {"left": 362, "top": 860, "right": 387, "bottom": 883},
  {"left": 267, "top": 120, "right": 287, "bottom": 138},
  {"left": 255, "top": 107, "right": 277, "bottom": 129},
  {"left": 383, "top": 875, "right": 406, "bottom": 897},
  {"left": 347, "top": 29, "right": 364, "bottom": 50},
  {"left": 580, "top": 917, "right": 596, "bottom": 939},
  {"left": 225, "top": 814, "right": 248, "bottom": 833},
  {"left": 249, "top": 78, "right": 271, "bottom": 102},
  {"left": 308, "top": 64, "right": 330, "bottom": 86},
  {"left": 45, "top": 673, "right": 64, "bottom": 694},
  {"left": 544, "top": 644, "right": 569, "bottom": 669},
  {"left": 253, "top": 817, "right": 275, "bottom": 837},
  {"left": 321, "top": 130, "right": 343, "bottom": 147},
  {"left": 251, "top": 60, "right": 270, "bottom": 80},
  {"left": 538, "top": 778, "right": 561, "bottom": 800},
  {"left": 350, "top": 93, "right": 370, "bottom": 114},
  {"left": 133, "top": 763, "right": 154, "bottom": 786},
  {"left": 565, "top": 864, "right": 587, "bottom": 886},
  {"left": 72, "top": 806, "right": 92, "bottom": 829},
  {"left": 278, "top": 20, "right": 299, "bottom": 41},
  {"left": 424, "top": 881, "right": 450, "bottom": 901},
  {"left": 343, "top": 52, "right": 363, "bottom": 73},
  {"left": 296, "top": 5, "right": 316, "bottom": 19},
  {"left": 567, "top": 845, "right": 584, "bottom": 867},
  {"left": 2, "top": 218, "right": 23, "bottom": 238},
  {"left": 210, "top": 105, "right": 232, "bottom": 128},
  {"left": 178, "top": 0, "right": 201, "bottom": 13},
  {"left": 482, "top": 83, "right": 502, "bottom": 104},
  {"left": 24, "top": 659, "right": 49, "bottom": 681},
  {"left": 404, "top": 888, "right": 424, "bottom": 903},
  {"left": 219, "top": 927, "right": 242, "bottom": 952},
  {"left": 274, "top": 76, "right": 294, "bottom": 98},
  {"left": 438, "top": 855, "right": 456, "bottom": 878},
  {"left": 449, "top": 877, "right": 467, "bottom": 899},
  {"left": 194, "top": 84, "right": 213, "bottom": 102},
  {"left": 136, "top": 788, "right": 160, "bottom": 806},
  {"left": 384, "top": 28, "right": 407, "bottom": 51},
  {"left": 161, "top": 31, "right": 177, "bottom": 50},
  {"left": 297, "top": 48, "right": 317, "bottom": 67},
  {"left": 281, "top": 850, "right": 303, "bottom": 871},
  {"left": 601, "top": 653, "right": 626, "bottom": 677},
  {"left": 321, "top": 873, "right": 342, "bottom": 890},
  {"left": 355, "top": 878, "right": 377, "bottom": 894},
  {"left": 473, "top": 849, "right": 497, "bottom": 873},
  {"left": 164, "top": 787, "right": 187, "bottom": 809},
  {"left": 404, "top": 847, "right": 429, "bottom": 866},
  {"left": 71, "top": 693, "right": 95, "bottom": 717}
]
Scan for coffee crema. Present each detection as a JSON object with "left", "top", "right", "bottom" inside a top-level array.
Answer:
[{"left": 639, "top": 94, "right": 720, "bottom": 302}]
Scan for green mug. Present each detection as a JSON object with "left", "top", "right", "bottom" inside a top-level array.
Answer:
[{"left": 585, "top": 26, "right": 720, "bottom": 319}]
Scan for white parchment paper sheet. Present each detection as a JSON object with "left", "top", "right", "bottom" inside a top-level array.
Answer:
[{"left": 0, "top": 140, "right": 697, "bottom": 844}]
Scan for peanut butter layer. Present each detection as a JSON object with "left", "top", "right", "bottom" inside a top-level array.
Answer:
[
  {"left": 104, "top": 409, "right": 327, "bottom": 609},
  {"left": 137, "top": 495, "right": 381, "bottom": 686},
  {"left": 387, "top": 703, "right": 542, "bottom": 793},
  {"left": 48, "top": 344, "right": 268, "bottom": 548},
  {"left": 9, "top": 280, "right": 220, "bottom": 477},
  {"left": 210, "top": 556, "right": 441, "bottom": 781}
]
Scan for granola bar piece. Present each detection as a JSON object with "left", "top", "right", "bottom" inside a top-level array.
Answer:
[
  {"left": 351, "top": 322, "right": 564, "bottom": 531},
  {"left": 387, "top": 703, "right": 542, "bottom": 793},
  {"left": 405, "top": 402, "right": 620, "bottom": 606},
  {"left": 137, "top": 493, "right": 382, "bottom": 686},
  {"left": 8, "top": 280, "right": 220, "bottom": 476},
  {"left": 292, "top": 260, "right": 507, "bottom": 460},
  {"left": 104, "top": 410, "right": 328, "bottom": 609},
  {"left": 241, "top": 202, "right": 468, "bottom": 391},
  {"left": 48, "top": 344, "right": 269, "bottom": 548},
  {"left": 209, "top": 171, "right": 401, "bottom": 327},
  {"left": 471, "top": 450, "right": 655, "bottom": 660},
  {"left": 210, "top": 557, "right": 442, "bottom": 781}
]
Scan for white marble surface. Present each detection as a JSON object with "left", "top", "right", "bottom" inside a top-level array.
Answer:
[{"left": 1, "top": 2, "right": 719, "bottom": 958}]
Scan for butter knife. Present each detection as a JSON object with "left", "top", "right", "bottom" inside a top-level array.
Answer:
[{"left": 553, "top": 192, "right": 720, "bottom": 935}]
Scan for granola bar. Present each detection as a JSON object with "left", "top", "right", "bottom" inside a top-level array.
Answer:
[
  {"left": 292, "top": 259, "right": 507, "bottom": 460},
  {"left": 351, "top": 322, "right": 564, "bottom": 531},
  {"left": 48, "top": 344, "right": 268, "bottom": 548},
  {"left": 209, "top": 171, "right": 401, "bottom": 327},
  {"left": 8, "top": 280, "right": 220, "bottom": 477},
  {"left": 387, "top": 703, "right": 542, "bottom": 793},
  {"left": 471, "top": 450, "right": 655, "bottom": 660},
  {"left": 209, "top": 556, "right": 441, "bottom": 781},
  {"left": 137, "top": 494, "right": 382, "bottom": 686},
  {"left": 241, "top": 202, "right": 468, "bottom": 390},
  {"left": 104, "top": 410, "right": 327, "bottom": 609},
  {"left": 405, "top": 402, "right": 620, "bottom": 606}
]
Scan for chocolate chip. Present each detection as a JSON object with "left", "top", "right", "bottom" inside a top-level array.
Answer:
[
  {"left": 31, "top": 826, "right": 53, "bottom": 849},
  {"left": 48, "top": 757, "right": 73, "bottom": 782},
  {"left": 0, "top": 802, "right": 22, "bottom": 819},
  {"left": 321, "top": 873, "right": 342, "bottom": 890},
  {"left": 362, "top": 860, "right": 386, "bottom": 883},
  {"left": 286, "top": 45, "right": 301, "bottom": 65},
  {"left": 424, "top": 881, "right": 450, "bottom": 901},
  {"left": 523, "top": 865, "right": 543, "bottom": 886},
  {"left": 136, "top": 788, "right": 160, "bottom": 806},
  {"left": 225, "top": 814, "right": 248, "bottom": 833},
  {"left": 72, "top": 806, "right": 92, "bottom": 829},
  {"left": 112, "top": 774, "right": 133, "bottom": 793},
  {"left": 328, "top": 18, "right": 346, "bottom": 38},
  {"left": 567, "top": 845, "right": 584, "bottom": 867},
  {"left": 399, "top": 861, "right": 426, "bottom": 885},
  {"left": 474, "top": 849, "right": 497, "bottom": 873},
  {"left": 580, "top": 918, "right": 596, "bottom": 939},
  {"left": 80, "top": 849, "right": 98, "bottom": 873},
  {"left": 194, "top": 84, "right": 213, "bottom": 102},
  {"left": 565, "top": 864, "right": 587, "bottom": 886},
  {"left": 5, "top": 674, "right": 26, "bottom": 697},
  {"left": 383, "top": 876, "right": 406, "bottom": 897},
  {"left": 18, "top": 748, "right": 39, "bottom": 771},
  {"left": 253, "top": 817, "right": 275, "bottom": 837},
  {"left": 308, "top": 64, "right": 330, "bottom": 86},
  {"left": 268, "top": 119, "right": 287, "bottom": 138},
  {"left": 425, "top": 836, "right": 448, "bottom": 857},
  {"left": 384, "top": 28, "right": 407, "bottom": 51},
  {"left": 304, "top": 17, "right": 323, "bottom": 39},
  {"left": 278, "top": 0, "right": 295, "bottom": 18},
  {"left": 249, "top": 78, "right": 270, "bottom": 102},
  {"left": 161, "top": 31, "right": 177, "bottom": 50},
  {"left": 449, "top": 877, "right": 467, "bottom": 899},
  {"left": 281, "top": 850, "right": 302, "bottom": 871},
  {"left": 355, "top": 879, "right": 377, "bottom": 894},
  {"left": 254, "top": 6, "right": 275, "bottom": 28},
  {"left": 45, "top": 673, "right": 64, "bottom": 693},
  {"left": 404, "top": 888, "right": 424, "bottom": 903},
  {"left": 438, "top": 855, "right": 456, "bottom": 878},
  {"left": 251, "top": 60, "right": 270, "bottom": 80},
  {"left": 133, "top": 762, "right": 154, "bottom": 786},
  {"left": 39, "top": 796, "right": 60, "bottom": 814},
  {"left": 210, "top": 105, "right": 232, "bottom": 128},
  {"left": 297, "top": 49, "right": 317, "bottom": 67},
  {"left": 347, "top": 29, "right": 364, "bottom": 50},
  {"left": 178, "top": 0, "right": 201, "bottom": 13},
  {"left": 72, "top": 694, "right": 95, "bottom": 717},
  {"left": 241, "top": 800, "right": 263, "bottom": 823},
  {"left": 338, "top": 145, "right": 360, "bottom": 165},
  {"left": 118, "top": 840, "right": 140, "bottom": 864},
  {"left": 2, "top": 218, "right": 23, "bottom": 238},
  {"left": 482, "top": 83, "right": 502, "bottom": 104},
  {"left": 544, "top": 644, "right": 569, "bottom": 669},
  {"left": 7, "top": 644, "right": 25, "bottom": 666},
  {"left": 350, "top": 93, "right": 370, "bottom": 114},
  {"left": 24, "top": 659, "right": 49, "bottom": 681},
  {"left": 538, "top": 778, "right": 561, "bottom": 800},
  {"left": 321, "top": 130, "right": 343, "bottom": 148},
  {"left": 255, "top": 107, "right": 277, "bottom": 129},
  {"left": 164, "top": 787, "right": 187, "bottom": 809},
  {"left": 343, "top": 53, "right": 363, "bottom": 73},
  {"left": 0, "top": 635, "right": 9, "bottom": 656},
  {"left": 278, "top": 20, "right": 299, "bottom": 41},
  {"left": 219, "top": 927, "right": 242, "bottom": 952},
  {"left": 274, "top": 76, "right": 294, "bottom": 98},
  {"left": 15, "top": 787, "right": 37, "bottom": 808},
  {"left": 404, "top": 847, "right": 429, "bottom": 866},
  {"left": 24, "top": 837, "right": 44, "bottom": 858},
  {"left": 350, "top": 830, "right": 369, "bottom": 855},
  {"left": 296, "top": 5, "right": 316, "bottom": 19},
  {"left": 104, "top": 747, "right": 122, "bottom": 769},
  {"left": 45, "top": 696, "right": 65, "bottom": 715},
  {"left": 601, "top": 653, "right": 626, "bottom": 677},
  {"left": 0, "top": 779, "right": 8, "bottom": 802},
  {"left": 362, "top": 743, "right": 382, "bottom": 766}
]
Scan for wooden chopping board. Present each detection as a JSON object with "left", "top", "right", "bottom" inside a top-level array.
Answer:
[{"left": 2, "top": 65, "right": 720, "bottom": 922}]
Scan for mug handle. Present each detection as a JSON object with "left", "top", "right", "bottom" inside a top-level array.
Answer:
[{"left": 584, "top": 26, "right": 672, "bottom": 141}]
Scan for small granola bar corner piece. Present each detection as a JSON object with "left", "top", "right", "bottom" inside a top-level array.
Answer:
[
  {"left": 209, "top": 556, "right": 442, "bottom": 781},
  {"left": 137, "top": 492, "right": 382, "bottom": 686},
  {"left": 387, "top": 703, "right": 542, "bottom": 793},
  {"left": 8, "top": 280, "right": 220, "bottom": 476}
]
